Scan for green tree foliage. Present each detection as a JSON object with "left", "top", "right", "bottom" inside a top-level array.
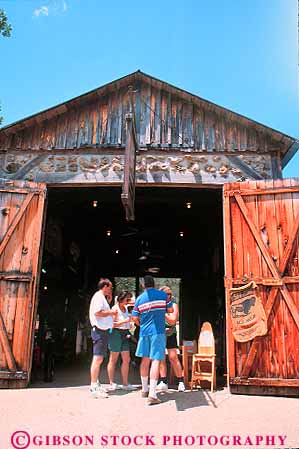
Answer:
[
  {"left": 0, "top": 9, "right": 12, "bottom": 37},
  {"left": 0, "top": 9, "right": 12, "bottom": 125}
]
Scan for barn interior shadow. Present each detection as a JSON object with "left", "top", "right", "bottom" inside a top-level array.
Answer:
[{"left": 30, "top": 185, "right": 226, "bottom": 391}]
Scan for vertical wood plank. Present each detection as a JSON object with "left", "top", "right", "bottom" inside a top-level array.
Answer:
[
  {"left": 166, "top": 92, "right": 172, "bottom": 145},
  {"left": 223, "top": 183, "right": 235, "bottom": 380},
  {"left": 144, "top": 84, "right": 151, "bottom": 145},
  {"left": 154, "top": 88, "right": 161, "bottom": 144},
  {"left": 149, "top": 86, "right": 156, "bottom": 144},
  {"left": 117, "top": 90, "right": 123, "bottom": 145},
  {"left": 101, "top": 102, "right": 108, "bottom": 144},
  {"left": 106, "top": 93, "right": 113, "bottom": 144}
]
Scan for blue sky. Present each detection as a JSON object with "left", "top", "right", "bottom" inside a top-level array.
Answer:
[{"left": 0, "top": 0, "right": 298, "bottom": 177}]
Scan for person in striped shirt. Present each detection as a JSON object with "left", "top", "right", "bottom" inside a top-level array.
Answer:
[{"left": 132, "top": 275, "right": 173, "bottom": 405}]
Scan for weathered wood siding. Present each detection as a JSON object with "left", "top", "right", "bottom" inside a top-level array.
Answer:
[
  {"left": 0, "top": 81, "right": 285, "bottom": 154},
  {"left": 224, "top": 179, "right": 299, "bottom": 395},
  {"left": 0, "top": 180, "right": 46, "bottom": 388}
]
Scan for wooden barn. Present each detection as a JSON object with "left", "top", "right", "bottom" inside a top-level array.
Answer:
[{"left": 0, "top": 70, "right": 298, "bottom": 395}]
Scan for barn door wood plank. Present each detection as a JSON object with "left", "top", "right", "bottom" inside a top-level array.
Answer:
[
  {"left": 279, "top": 285, "right": 299, "bottom": 330},
  {"left": 241, "top": 181, "right": 262, "bottom": 279},
  {"left": 0, "top": 181, "right": 46, "bottom": 386},
  {"left": 234, "top": 193, "right": 281, "bottom": 279},
  {"left": 288, "top": 179, "right": 299, "bottom": 376},
  {"left": 231, "top": 191, "right": 244, "bottom": 280},
  {"left": 23, "top": 191, "right": 46, "bottom": 372},
  {"left": 242, "top": 216, "right": 299, "bottom": 378},
  {"left": 241, "top": 274, "right": 299, "bottom": 375},
  {"left": 16, "top": 195, "right": 37, "bottom": 369},
  {"left": 0, "top": 311, "right": 17, "bottom": 371},
  {"left": 223, "top": 183, "right": 235, "bottom": 378},
  {"left": 0, "top": 281, "right": 7, "bottom": 369},
  {"left": 238, "top": 182, "right": 255, "bottom": 374},
  {"left": 242, "top": 181, "right": 262, "bottom": 279},
  {"left": 279, "top": 206, "right": 299, "bottom": 273},
  {"left": 290, "top": 178, "right": 299, "bottom": 274},
  {"left": 6, "top": 282, "right": 19, "bottom": 339},
  {"left": 256, "top": 180, "right": 271, "bottom": 280},
  {"left": 12, "top": 283, "right": 28, "bottom": 368},
  {"left": 0, "top": 191, "right": 13, "bottom": 273},
  {"left": 226, "top": 186, "right": 299, "bottom": 197},
  {"left": 262, "top": 180, "right": 279, "bottom": 378},
  {"left": 3, "top": 192, "right": 27, "bottom": 275},
  {"left": 239, "top": 180, "right": 299, "bottom": 377},
  {"left": 241, "top": 286, "right": 279, "bottom": 377},
  {"left": 0, "top": 193, "right": 34, "bottom": 257},
  {"left": 272, "top": 179, "right": 292, "bottom": 379}
]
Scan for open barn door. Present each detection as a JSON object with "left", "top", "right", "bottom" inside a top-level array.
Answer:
[
  {"left": 0, "top": 179, "right": 46, "bottom": 388},
  {"left": 223, "top": 179, "right": 299, "bottom": 396}
]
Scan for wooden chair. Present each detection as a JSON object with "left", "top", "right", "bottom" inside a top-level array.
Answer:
[
  {"left": 190, "top": 322, "right": 216, "bottom": 392},
  {"left": 181, "top": 340, "right": 197, "bottom": 386}
]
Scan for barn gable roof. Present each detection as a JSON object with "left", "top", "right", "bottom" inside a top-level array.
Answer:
[{"left": 0, "top": 70, "right": 298, "bottom": 167}]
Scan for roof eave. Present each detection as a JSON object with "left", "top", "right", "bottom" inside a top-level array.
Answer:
[
  {"left": 0, "top": 70, "right": 141, "bottom": 134},
  {"left": 282, "top": 140, "right": 299, "bottom": 169},
  {"left": 0, "top": 70, "right": 296, "bottom": 159}
]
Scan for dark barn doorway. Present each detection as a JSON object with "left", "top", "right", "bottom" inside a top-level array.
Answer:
[{"left": 33, "top": 185, "right": 225, "bottom": 383}]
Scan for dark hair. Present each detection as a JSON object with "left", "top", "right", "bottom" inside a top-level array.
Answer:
[
  {"left": 98, "top": 278, "right": 112, "bottom": 290},
  {"left": 117, "top": 290, "right": 132, "bottom": 303},
  {"left": 144, "top": 275, "right": 155, "bottom": 288}
]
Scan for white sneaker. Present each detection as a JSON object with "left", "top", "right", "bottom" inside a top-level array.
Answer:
[
  {"left": 178, "top": 382, "right": 186, "bottom": 392},
  {"left": 90, "top": 385, "right": 109, "bottom": 399},
  {"left": 121, "top": 384, "right": 137, "bottom": 391},
  {"left": 107, "top": 383, "right": 119, "bottom": 391},
  {"left": 157, "top": 381, "right": 168, "bottom": 391}
]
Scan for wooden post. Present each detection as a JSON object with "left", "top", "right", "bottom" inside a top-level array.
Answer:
[{"left": 121, "top": 86, "right": 139, "bottom": 221}]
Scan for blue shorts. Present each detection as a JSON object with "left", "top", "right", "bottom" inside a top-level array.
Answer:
[
  {"left": 136, "top": 333, "right": 166, "bottom": 361},
  {"left": 91, "top": 327, "right": 109, "bottom": 357}
]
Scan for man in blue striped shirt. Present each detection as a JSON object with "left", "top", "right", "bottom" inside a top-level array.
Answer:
[{"left": 132, "top": 275, "right": 173, "bottom": 405}]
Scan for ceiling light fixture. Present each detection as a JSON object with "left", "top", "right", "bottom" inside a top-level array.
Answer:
[
  {"left": 93, "top": 200, "right": 98, "bottom": 208},
  {"left": 107, "top": 230, "right": 112, "bottom": 237},
  {"left": 179, "top": 231, "right": 184, "bottom": 237},
  {"left": 186, "top": 202, "right": 192, "bottom": 209},
  {"left": 148, "top": 267, "right": 160, "bottom": 273},
  {"left": 115, "top": 249, "right": 119, "bottom": 254}
]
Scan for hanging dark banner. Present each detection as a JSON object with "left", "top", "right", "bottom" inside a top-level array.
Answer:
[
  {"left": 121, "top": 111, "right": 138, "bottom": 221},
  {"left": 229, "top": 281, "right": 267, "bottom": 342}
]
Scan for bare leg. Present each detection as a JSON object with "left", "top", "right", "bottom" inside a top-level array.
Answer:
[
  {"left": 149, "top": 359, "right": 160, "bottom": 399},
  {"left": 90, "top": 355, "right": 104, "bottom": 383},
  {"left": 159, "top": 358, "right": 167, "bottom": 378},
  {"left": 150, "top": 359, "right": 160, "bottom": 381},
  {"left": 140, "top": 357, "right": 151, "bottom": 378},
  {"left": 107, "top": 352, "right": 119, "bottom": 384},
  {"left": 120, "top": 351, "right": 130, "bottom": 385},
  {"left": 140, "top": 357, "right": 151, "bottom": 393},
  {"left": 168, "top": 348, "right": 183, "bottom": 377}
]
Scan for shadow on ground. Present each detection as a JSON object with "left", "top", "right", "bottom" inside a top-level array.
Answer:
[{"left": 30, "top": 358, "right": 228, "bottom": 412}]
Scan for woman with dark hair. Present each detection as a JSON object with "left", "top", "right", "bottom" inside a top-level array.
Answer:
[
  {"left": 107, "top": 291, "right": 136, "bottom": 390},
  {"left": 157, "top": 286, "right": 186, "bottom": 392}
]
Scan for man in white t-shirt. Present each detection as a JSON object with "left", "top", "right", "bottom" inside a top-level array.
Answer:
[{"left": 89, "top": 278, "right": 117, "bottom": 398}]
